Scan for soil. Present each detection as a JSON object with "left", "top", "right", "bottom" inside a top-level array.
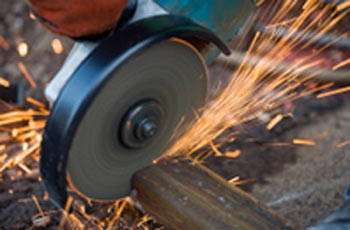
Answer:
[
  {"left": 0, "top": 1, "right": 349, "bottom": 230},
  {"left": 208, "top": 64, "right": 350, "bottom": 228}
]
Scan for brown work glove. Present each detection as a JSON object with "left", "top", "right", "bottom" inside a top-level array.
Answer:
[{"left": 27, "top": 0, "right": 131, "bottom": 38}]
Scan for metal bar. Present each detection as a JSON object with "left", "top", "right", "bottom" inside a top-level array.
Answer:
[{"left": 132, "top": 159, "right": 294, "bottom": 230}]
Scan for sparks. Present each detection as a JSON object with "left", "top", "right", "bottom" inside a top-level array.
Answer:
[
  {"left": 228, "top": 176, "right": 240, "bottom": 184},
  {"left": 26, "top": 97, "right": 46, "bottom": 108},
  {"left": 335, "top": 140, "right": 350, "bottom": 148},
  {"left": 59, "top": 196, "right": 74, "bottom": 228},
  {"left": 108, "top": 199, "right": 128, "bottom": 227},
  {"left": 0, "top": 78, "right": 10, "bottom": 87},
  {"left": 32, "top": 194, "right": 45, "bottom": 217},
  {"left": 51, "top": 38, "right": 64, "bottom": 54},
  {"left": 317, "top": 86, "right": 350, "bottom": 99},
  {"left": 18, "top": 61, "right": 37, "bottom": 88},
  {"left": 18, "top": 163, "right": 31, "bottom": 174},
  {"left": 209, "top": 141, "right": 223, "bottom": 156},
  {"left": 29, "top": 12, "right": 36, "bottom": 20},
  {"left": 17, "top": 42, "right": 29, "bottom": 57},
  {"left": 336, "top": 1, "right": 350, "bottom": 11},
  {"left": 225, "top": 150, "right": 241, "bottom": 158},
  {"left": 231, "top": 178, "right": 257, "bottom": 185},
  {"left": 266, "top": 114, "right": 284, "bottom": 130},
  {"left": 166, "top": 0, "right": 347, "bottom": 158},
  {"left": 0, "top": 106, "right": 47, "bottom": 173},
  {"left": 332, "top": 59, "right": 350, "bottom": 71},
  {"left": 0, "top": 36, "right": 9, "bottom": 51},
  {"left": 293, "top": 139, "right": 316, "bottom": 146}
]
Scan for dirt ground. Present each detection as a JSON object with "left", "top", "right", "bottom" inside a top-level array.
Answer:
[
  {"left": 0, "top": 1, "right": 349, "bottom": 230},
  {"left": 208, "top": 63, "right": 350, "bottom": 228},
  {"left": 252, "top": 99, "right": 350, "bottom": 227}
]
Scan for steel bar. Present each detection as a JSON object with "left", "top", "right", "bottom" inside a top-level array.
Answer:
[{"left": 132, "top": 159, "right": 294, "bottom": 230}]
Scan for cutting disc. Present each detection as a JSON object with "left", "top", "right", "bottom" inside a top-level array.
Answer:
[{"left": 67, "top": 39, "right": 208, "bottom": 201}]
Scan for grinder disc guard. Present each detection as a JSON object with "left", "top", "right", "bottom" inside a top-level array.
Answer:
[{"left": 66, "top": 39, "right": 207, "bottom": 200}]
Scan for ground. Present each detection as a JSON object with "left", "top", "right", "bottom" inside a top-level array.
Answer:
[
  {"left": 0, "top": 1, "right": 349, "bottom": 230},
  {"left": 252, "top": 100, "right": 350, "bottom": 226},
  {"left": 208, "top": 64, "right": 350, "bottom": 228}
]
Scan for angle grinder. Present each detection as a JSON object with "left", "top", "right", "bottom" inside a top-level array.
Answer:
[{"left": 40, "top": 0, "right": 254, "bottom": 208}]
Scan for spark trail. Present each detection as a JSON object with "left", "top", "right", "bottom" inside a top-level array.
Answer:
[{"left": 166, "top": 0, "right": 349, "bottom": 160}]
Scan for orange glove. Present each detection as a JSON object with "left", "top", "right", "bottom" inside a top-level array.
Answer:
[{"left": 28, "top": 0, "right": 131, "bottom": 38}]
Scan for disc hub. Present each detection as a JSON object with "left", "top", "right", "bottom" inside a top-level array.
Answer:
[
  {"left": 120, "top": 100, "right": 164, "bottom": 148},
  {"left": 136, "top": 118, "right": 157, "bottom": 141}
]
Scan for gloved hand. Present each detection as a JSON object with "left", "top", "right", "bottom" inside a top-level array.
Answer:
[{"left": 27, "top": 0, "right": 131, "bottom": 38}]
